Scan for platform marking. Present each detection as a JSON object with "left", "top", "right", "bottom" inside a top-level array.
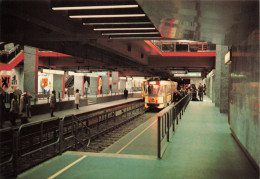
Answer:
[
  {"left": 47, "top": 155, "right": 87, "bottom": 179},
  {"left": 116, "top": 119, "right": 157, "bottom": 154}
]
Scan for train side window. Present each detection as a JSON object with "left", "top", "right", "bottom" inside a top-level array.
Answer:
[{"left": 158, "top": 85, "right": 164, "bottom": 95}]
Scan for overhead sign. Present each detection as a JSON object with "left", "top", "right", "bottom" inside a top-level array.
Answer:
[
  {"left": 174, "top": 72, "right": 201, "bottom": 77},
  {"left": 171, "top": 70, "right": 187, "bottom": 74},
  {"left": 76, "top": 70, "right": 91, "bottom": 73}
]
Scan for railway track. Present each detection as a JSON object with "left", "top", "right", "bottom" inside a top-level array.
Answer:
[
  {"left": 79, "top": 112, "right": 156, "bottom": 152},
  {"left": 0, "top": 101, "right": 147, "bottom": 178}
]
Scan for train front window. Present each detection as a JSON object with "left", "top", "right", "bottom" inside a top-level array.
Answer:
[{"left": 146, "top": 84, "right": 164, "bottom": 95}]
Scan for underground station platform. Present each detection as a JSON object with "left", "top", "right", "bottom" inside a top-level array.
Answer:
[{"left": 17, "top": 96, "right": 258, "bottom": 179}]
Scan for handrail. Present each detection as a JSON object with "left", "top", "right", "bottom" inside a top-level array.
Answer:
[
  {"left": 17, "top": 117, "right": 60, "bottom": 157},
  {"left": 72, "top": 115, "right": 91, "bottom": 148},
  {"left": 157, "top": 93, "right": 191, "bottom": 158},
  {"left": 0, "top": 100, "right": 145, "bottom": 177}
]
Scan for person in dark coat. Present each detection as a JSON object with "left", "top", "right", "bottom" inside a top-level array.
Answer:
[
  {"left": 203, "top": 84, "right": 206, "bottom": 95},
  {"left": 50, "top": 90, "right": 56, "bottom": 117},
  {"left": 19, "top": 92, "right": 29, "bottom": 124},
  {"left": 10, "top": 94, "right": 19, "bottom": 126},
  {"left": 179, "top": 87, "right": 185, "bottom": 98},
  {"left": 198, "top": 83, "right": 203, "bottom": 101},
  {"left": 0, "top": 91, "right": 5, "bottom": 128},
  {"left": 173, "top": 89, "right": 181, "bottom": 104},
  {"left": 124, "top": 88, "right": 128, "bottom": 99},
  {"left": 191, "top": 84, "right": 197, "bottom": 100}
]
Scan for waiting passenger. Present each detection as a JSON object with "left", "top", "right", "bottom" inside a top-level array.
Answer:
[
  {"left": 179, "top": 88, "right": 185, "bottom": 98},
  {"left": 0, "top": 91, "right": 5, "bottom": 128},
  {"left": 75, "top": 89, "right": 80, "bottom": 109},
  {"left": 198, "top": 83, "right": 203, "bottom": 101},
  {"left": 50, "top": 90, "right": 56, "bottom": 117},
  {"left": 173, "top": 89, "right": 181, "bottom": 104},
  {"left": 10, "top": 94, "right": 19, "bottom": 126},
  {"left": 203, "top": 84, "right": 207, "bottom": 95},
  {"left": 124, "top": 88, "right": 128, "bottom": 99},
  {"left": 20, "top": 92, "right": 29, "bottom": 124},
  {"left": 26, "top": 92, "right": 32, "bottom": 118}
]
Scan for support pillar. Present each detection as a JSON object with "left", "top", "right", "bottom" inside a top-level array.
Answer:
[
  {"left": 24, "top": 46, "right": 38, "bottom": 97},
  {"left": 112, "top": 71, "right": 119, "bottom": 93},
  {"left": 74, "top": 75, "right": 83, "bottom": 95},
  {"left": 215, "top": 45, "right": 229, "bottom": 113},
  {"left": 53, "top": 74, "right": 63, "bottom": 99},
  {"left": 120, "top": 79, "right": 126, "bottom": 92},
  {"left": 89, "top": 77, "right": 97, "bottom": 95},
  {"left": 102, "top": 75, "right": 109, "bottom": 94}
]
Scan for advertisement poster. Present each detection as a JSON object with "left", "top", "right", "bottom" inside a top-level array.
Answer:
[
  {"left": 0, "top": 70, "right": 18, "bottom": 92},
  {"left": 42, "top": 78, "right": 48, "bottom": 87}
]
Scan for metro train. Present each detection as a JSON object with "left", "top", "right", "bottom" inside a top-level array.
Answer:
[{"left": 142, "top": 80, "right": 178, "bottom": 109}]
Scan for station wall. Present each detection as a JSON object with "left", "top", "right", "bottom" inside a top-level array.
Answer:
[
  {"left": 190, "top": 78, "right": 203, "bottom": 88},
  {"left": 229, "top": 32, "right": 260, "bottom": 169}
]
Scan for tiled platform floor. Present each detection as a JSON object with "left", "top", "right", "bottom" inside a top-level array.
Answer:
[{"left": 18, "top": 96, "right": 258, "bottom": 179}]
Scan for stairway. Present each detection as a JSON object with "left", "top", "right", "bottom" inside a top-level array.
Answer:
[{"left": 0, "top": 43, "right": 23, "bottom": 64}]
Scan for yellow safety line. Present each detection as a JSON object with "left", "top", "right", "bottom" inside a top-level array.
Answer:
[
  {"left": 48, "top": 155, "right": 87, "bottom": 179},
  {"left": 116, "top": 120, "right": 157, "bottom": 154}
]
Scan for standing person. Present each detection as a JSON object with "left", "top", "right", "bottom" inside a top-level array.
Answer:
[
  {"left": 50, "top": 90, "right": 56, "bottom": 117},
  {"left": 179, "top": 87, "right": 185, "bottom": 98},
  {"left": 173, "top": 89, "right": 181, "bottom": 104},
  {"left": 26, "top": 92, "right": 32, "bottom": 118},
  {"left": 19, "top": 92, "right": 29, "bottom": 124},
  {"left": 203, "top": 84, "right": 207, "bottom": 95},
  {"left": 0, "top": 91, "right": 5, "bottom": 128},
  {"left": 191, "top": 84, "right": 197, "bottom": 100},
  {"left": 124, "top": 88, "right": 128, "bottom": 99},
  {"left": 75, "top": 89, "right": 80, "bottom": 109},
  {"left": 109, "top": 84, "right": 112, "bottom": 94},
  {"left": 10, "top": 94, "right": 19, "bottom": 126},
  {"left": 198, "top": 83, "right": 203, "bottom": 101}
]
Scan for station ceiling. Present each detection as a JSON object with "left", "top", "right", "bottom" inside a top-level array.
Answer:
[{"left": 0, "top": 0, "right": 258, "bottom": 77}]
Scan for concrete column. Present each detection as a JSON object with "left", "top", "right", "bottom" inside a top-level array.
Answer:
[
  {"left": 24, "top": 46, "right": 38, "bottom": 97},
  {"left": 206, "top": 77, "right": 210, "bottom": 98},
  {"left": 53, "top": 74, "right": 63, "bottom": 99},
  {"left": 215, "top": 45, "right": 229, "bottom": 113},
  {"left": 102, "top": 76, "right": 109, "bottom": 94},
  {"left": 120, "top": 79, "right": 126, "bottom": 92},
  {"left": 212, "top": 75, "right": 215, "bottom": 103},
  {"left": 89, "top": 77, "right": 97, "bottom": 95},
  {"left": 112, "top": 71, "right": 119, "bottom": 93},
  {"left": 74, "top": 75, "right": 83, "bottom": 95}
]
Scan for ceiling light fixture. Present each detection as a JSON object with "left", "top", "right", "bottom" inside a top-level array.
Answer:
[
  {"left": 70, "top": 14, "right": 145, "bottom": 18},
  {"left": 83, "top": 22, "right": 152, "bottom": 25},
  {"left": 94, "top": 27, "right": 156, "bottom": 31},
  {"left": 102, "top": 32, "right": 160, "bottom": 35},
  {"left": 110, "top": 37, "right": 161, "bottom": 39},
  {"left": 52, "top": 5, "right": 138, "bottom": 10}
]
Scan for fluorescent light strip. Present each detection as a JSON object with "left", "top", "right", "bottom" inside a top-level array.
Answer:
[
  {"left": 83, "top": 22, "right": 152, "bottom": 25},
  {"left": 102, "top": 32, "right": 160, "bottom": 35},
  {"left": 70, "top": 14, "right": 145, "bottom": 18},
  {"left": 94, "top": 27, "right": 156, "bottom": 31},
  {"left": 52, "top": 5, "right": 138, "bottom": 10},
  {"left": 110, "top": 37, "right": 161, "bottom": 39}
]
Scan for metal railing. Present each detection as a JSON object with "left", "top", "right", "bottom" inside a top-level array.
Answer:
[
  {"left": 157, "top": 94, "right": 191, "bottom": 158},
  {"left": 0, "top": 100, "right": 144, "bottom": 177}
]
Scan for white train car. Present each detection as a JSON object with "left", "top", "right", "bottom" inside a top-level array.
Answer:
[{"left": 143, "top": 80, "right": 178, "bottom": 109}]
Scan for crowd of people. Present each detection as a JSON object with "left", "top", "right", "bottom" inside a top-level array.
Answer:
[
  {"left": 0, "top": 91, "right": 32, "bottom": 128},
  {"left": 172, "top": 83, "right": 206, "bottom": 103},
  {"left": 0, "top": 88, "right": 82, "bottom": 128}
]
